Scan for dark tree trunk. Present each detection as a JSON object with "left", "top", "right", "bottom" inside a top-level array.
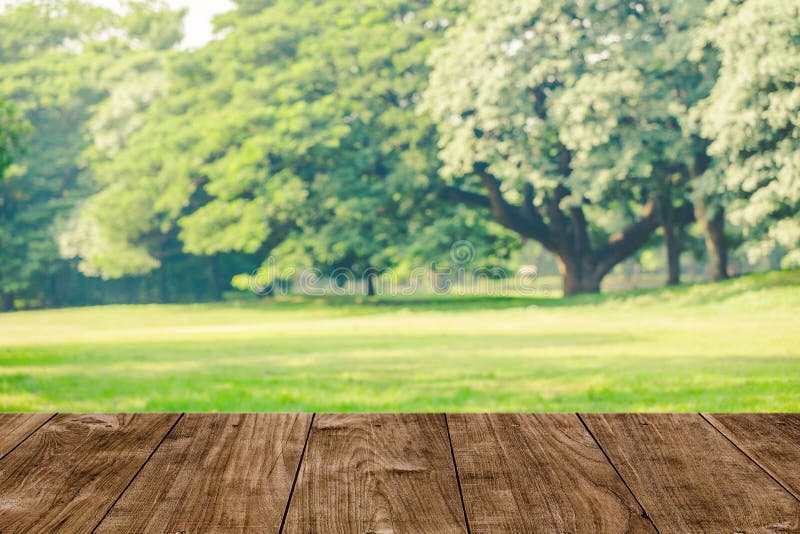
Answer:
[
  {"left": 47, "top": 272, "right": 58, "bottom": 308},
  {"left": 363, "top": 265, "right": 378, "bottom": 297},
  {"left": 1, "top": 292, "right": 15, "bottom": 312},
  {"left": 661, "top": 200, "right": 682, "bottom": 286},
  {"left": 136, "top": 277, "right": 146, "bottom": 303},
  {"left": 556, "top": 255, "right": 601, "bottom": 296},
  {"left": 695, "top": 201, "right": 729, "bottom": 281},
  {"left": 209, "top": 255, "right": 223, "bottom": 301},
  {"left": 665, "top": 229, "right": 681, "bottom": 286},
  {"left": 552, "top": 200, "right": 658, "bottom": 297},
  {"left": 261, "top": 283, "right": 275, "bottom": 298},
  {"left": 47, "top": 264, "right": 68, "bottom": 308},
  {"left": 159, "top": 260, "right": 170, "bottom": 303}
]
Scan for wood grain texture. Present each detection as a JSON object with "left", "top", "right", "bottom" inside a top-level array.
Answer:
[
  {"left": 0, "top": 413, "right": 52, "bottom": 459},
  {"left": 705, "top": 413, "right": 800, "bottom": 501},
  {"left": 283, "top": 413, "right": 467, "bottom": 534},
  {"left": 0, "top": 413, "right": 177, "bottom": 533},
  {"left": 583, "top": 414, "right": 800, "bottom": 534},
  {"left": 449, "top": 413, "right": 655, "bottom": 533},
  {"left": 95, "top": 413, "right": 312, "bottom": 533}
]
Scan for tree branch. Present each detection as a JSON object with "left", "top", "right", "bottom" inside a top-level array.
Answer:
[
  {"left": 440, "top": 185, "right": 491, "bottom": 209},
  {"left": 473, "top": 162, "right": 555, "bottom": 249},
  {"left": 593, "top": 199, "right": 660, "bottom": 280},
  {"left": 544, "top": 185, "right": 570, "bottom": 254},
  {"left": 569, "top": 205, "right": 591, "bottom": 258},
  {"left": 523, "top": 182, "right": 535, "bottom": 214}
]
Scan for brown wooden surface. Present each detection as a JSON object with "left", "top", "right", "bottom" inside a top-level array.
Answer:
[
  {"left": 0, "top": 413, "right": 53, "bottom": 459},
  {"left": 582, "top": 413, "right": 800, "bottom": 534},
  {"left": 0, "top": 413, "right": 178, "bottom": 533},
  {"left": 282, "top": 413, "right": 468, "bottom": 534},
  {"left": 705, "top": 413, "right": 800, "bottom": 501},
  {"left": 0, "top": 413, "right": 799, "bottom": 533},
  {"left": 448, "top": 413, "right": 655, "bottom": 533},
  {"left": 95, "top": 413, "right": 312, "bottom": 533}
]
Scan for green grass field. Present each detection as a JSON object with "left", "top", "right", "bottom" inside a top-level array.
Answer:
[{"left": 1, "top": 270, "right": 798, "bottom": 412}]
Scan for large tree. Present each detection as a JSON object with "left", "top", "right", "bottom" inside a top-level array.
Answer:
[
  {"left": 0, "top": 0, "right": 184, "bottom": 307},
  {"left": 425, "top": 0, "right": 718, "bottom": 294},
  {"left": 696, "top": 0, "right": 800, "bottom": 269},
  {"left": 74, "top": 0, "right": 508, "bottom": 295},
  {"left": 0, "top": 0, "right": 116, "bottom": 308},
  {"left": 549, "top": 0, "right": 718, "bottom": 285}
]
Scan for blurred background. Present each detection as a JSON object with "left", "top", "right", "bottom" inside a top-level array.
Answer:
[{"left": 0, "top": 0, "right": 797, "bottom": 412}]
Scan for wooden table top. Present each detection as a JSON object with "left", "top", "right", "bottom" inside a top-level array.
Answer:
[{"left": 0, "top": 413, "right": 798, "bottom": 533}]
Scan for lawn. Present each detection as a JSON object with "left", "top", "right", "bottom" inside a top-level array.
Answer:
[{"left": 1, "top": 270, "right": 798, "bottom": 412}]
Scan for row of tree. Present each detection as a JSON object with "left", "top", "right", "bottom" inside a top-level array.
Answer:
[{"left": 1, "top": 0, "right": 798, "bottom": 309}]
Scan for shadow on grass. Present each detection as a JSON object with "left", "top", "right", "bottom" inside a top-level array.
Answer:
[{"left": 207, "top": 268, "right": 800, "bottom": 312}]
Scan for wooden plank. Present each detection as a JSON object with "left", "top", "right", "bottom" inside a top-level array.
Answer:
[
  {"left": 283, "top": 413, "right": 467, "bottom": 534},
  {"left": 449, "top": 413, "right": 655, "bottom": 533},
  {"left": 582, "top": 414, "right": 800, "bottom": 533},
  {"left": 95, "top": 413, "right": 312, "bottom": 533},
  {"left": 705, "top": 413, "right": 800, "bottom": 501},
  {"left": 0, "top": 413, "right": 53, "bottom": 459},
  {"left": 0, "top": 413, "right": 178, "bottom": 533}
]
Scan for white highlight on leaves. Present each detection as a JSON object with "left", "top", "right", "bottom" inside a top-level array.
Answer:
[{"left": 501, "top": 38, "right": 524, "bottom": 57}]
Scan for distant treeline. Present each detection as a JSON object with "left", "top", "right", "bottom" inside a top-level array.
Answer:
[{"left": 0, "top": 0, "right": 798, "bottom": 310}]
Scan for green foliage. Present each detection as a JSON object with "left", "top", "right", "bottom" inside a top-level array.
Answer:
[
  {"left": 0, "top": 98, "right": 25, "bottom": 175},
  {"left": 78, "top": 0, "right": 510, "bottom": 284},
  {"left": 0, "top": 98, "right": 28, "bottom": 306},
  {"left": 0, "top": 1, "right": 111, "bottom": 298},
  {"left": 0, "top": 0, "right": 185, "bottom": 301},
  {"left": 423, "top": 0, "right": 719, "bottom": 292},
  {"left": 550, "top": 0, "right": 713, "bottom": 198},
  {"left": 696, "top": 0, "right": 800, "bottom": 267},
  {"left": 0, "top": 0, "right": 798, "bottom": 306},
  {"left": 433, "top": 0, "right": 710, "bottom": 199},
  {"left": 121, "top": 0, "right": 186, "bottom": 50}
]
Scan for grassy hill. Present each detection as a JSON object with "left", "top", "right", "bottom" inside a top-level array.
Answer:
[{"left": 1, "top": 270, "right": 798, "bottom": 412}]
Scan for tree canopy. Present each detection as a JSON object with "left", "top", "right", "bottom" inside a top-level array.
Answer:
[
  {"left": 424, "top": 0, "right": 721, "bottom": 293},
  {"left": 696, "top": 0, "right": 800, "bottom": 268},
  {"left": 0, "top": 0, "right": 797, "bottom": 308},
  {"left": 74, "top": 0, "right": 511, "bottom": 289}
]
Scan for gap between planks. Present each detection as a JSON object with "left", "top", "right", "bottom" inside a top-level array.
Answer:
[
  {"left": 278, "top": 412, "right": 316, "bottom": 534},
  {"left": 0, "top": 413, "right": 57, "bottom": 462},
  {"left": 91, "top": 413, "right": 185, "bottom": 532},
  {"left": 444, "top": 413, "right": 473, "bottom": 534},
  {"left": 701, "top": 413, "right": 800, "bottom": 504},
  {"left": 577, "top": 413, "right": 661, "bottom": 534}
]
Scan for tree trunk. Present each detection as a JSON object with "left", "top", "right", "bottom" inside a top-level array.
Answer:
[
  {"left": 366, "top": 275, "right": 376, "bottom": 297},
  {"left": 695, "top": 201, "right": 728, "bottom": 281},
  {"left": 666, "top": 233, "right": 681, "bottom": 286},
  {"left": 663, "top": 208, "right": 682, "bottom": 286},
  {"left": 656, "top": 180, "right": 685, "bottom": 286},
  {"left": 48, "top": 265, "right": 67, "bottom": 308},
  {"left": 1, "top": 292, "right": 15, "bottom": 312},
  {"left": 561, "top": 268, "right": 601, "bottom": 296},
  {"left": 555, "top": 255, "right": 601, "bottom": 297},
  {"left": 159, "top": 260, "right": 170, "bottom": 303},
  {"left": 261, "top": 283, "right": 275, "bottom": 298},
  {"left": 209, "top": 255, "right": 223, "bottom": 301}
]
